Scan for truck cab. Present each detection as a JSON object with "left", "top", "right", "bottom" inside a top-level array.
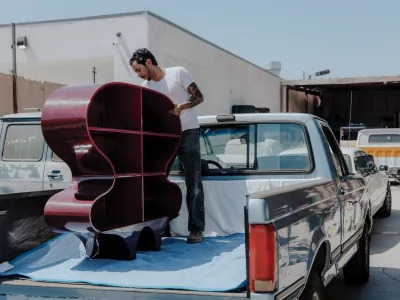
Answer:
[{"left": 0, "top": 112, "right": 71, "bottom": 193}]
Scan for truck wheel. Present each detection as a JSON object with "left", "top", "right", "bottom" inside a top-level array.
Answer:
[
  {"left": 377, "top": 184, "right": 392, "bottom": 218},
  {"left": 343, "top": 225, "right": 370, "bottom": 285},
  {"left": 299, "top": 272, "right": 325, "bottom": 300}
]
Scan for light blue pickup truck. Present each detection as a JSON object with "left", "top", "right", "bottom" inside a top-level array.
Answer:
[{"left": 0, "top": 113, "right": 375, "bottom": 300}]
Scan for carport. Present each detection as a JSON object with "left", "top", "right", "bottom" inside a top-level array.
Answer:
[{"left": 282, "top": 75, "right": 400, "bottom": 139}]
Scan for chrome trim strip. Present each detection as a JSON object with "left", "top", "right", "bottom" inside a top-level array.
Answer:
[
  {"left": 275, "top": 277, "right": 306, "bottom": 300},
  {"left": 337, "top": 243, "right": 358, "bottom": 270},
  {"left": 331, "top": 246, "right": 341, "bottom": 261},
  {"left": 342, "top": 227, "right": 363, "bottom": 253},
  {"left": 323, "top": 263, "right": 337, "bottom": 286}
]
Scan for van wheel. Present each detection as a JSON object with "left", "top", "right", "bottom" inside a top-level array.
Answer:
[
  {"left": 299, "top": 272, "right": 325, "bottom": 300},
  {"left": 343, "top": 224, "right": 370, "bottom": 285},
  {"left": 377, "top": 184, "right": 392, "bottom": 218}
]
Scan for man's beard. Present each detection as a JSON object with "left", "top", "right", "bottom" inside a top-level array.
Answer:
[{"left": 147, "top": 67, "right": 153, "bottom": 81}]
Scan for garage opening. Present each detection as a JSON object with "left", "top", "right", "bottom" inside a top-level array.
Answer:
[{"left": 283, "top": 77, "right": 400, "bottom": 143}]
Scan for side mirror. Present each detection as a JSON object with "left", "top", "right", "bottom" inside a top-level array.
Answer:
[
  {"left": 354, "top": 155, "right": 375, "bottom": 174},
  {"left": 379, "top": 165, "right": 389, "bottom": 172}
]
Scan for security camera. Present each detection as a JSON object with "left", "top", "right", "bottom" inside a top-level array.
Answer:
[{"left": 116, "top": 32, "right": 122, "bottom": 37}]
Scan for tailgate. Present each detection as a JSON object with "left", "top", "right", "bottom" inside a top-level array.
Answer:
[
  {"left": 0, "top": 278, "right": 247, "bottom": 300},
  {"left": 360, "top": 146, "right": 400, "bottom": 167}
]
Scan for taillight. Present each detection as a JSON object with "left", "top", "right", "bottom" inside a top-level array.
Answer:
[{"left": 249, "top": 224, "right": 277, "bottom": 293}]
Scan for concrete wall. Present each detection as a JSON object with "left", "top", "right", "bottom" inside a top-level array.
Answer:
[
  {"left": 0, "top": 73, "right": 63, "bottom": 116},
  {"left": 0, "top": 14, "right": 149, "bottom": 85},
  {"left": 284, "top": 88, "right": 319, "bottom": 114},
  {"left": 0, "top": 12, "right": 282, "bottom": 115},
  {"left": 147, "top": 14, "right": 281, "bottom": 115}
]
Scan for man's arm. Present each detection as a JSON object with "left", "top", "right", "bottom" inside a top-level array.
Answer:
[
  {"left": 185, "top": 82, "right": 204, "bottom": 108},
  {"left": 172, "top": 82, "right": 204, "bottom": 115}
]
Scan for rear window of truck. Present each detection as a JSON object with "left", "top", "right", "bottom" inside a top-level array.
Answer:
[
  {"left": 171, "top": 122, "right": 312, "bottom": 174},
  {"left": 368, "top": 134, "right": 400, "bottom": 143}
]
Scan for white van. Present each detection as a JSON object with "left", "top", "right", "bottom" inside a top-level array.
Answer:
[
  {"left": 357, "top": 128, "right": 400, "bottom": 182},
  {"left": 0, "top": 112, "right": 71, "bottom": 193}
]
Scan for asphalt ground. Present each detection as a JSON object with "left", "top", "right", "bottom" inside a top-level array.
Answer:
[{"left": 326, "top": 185, "right": 400, "bottom": 299}]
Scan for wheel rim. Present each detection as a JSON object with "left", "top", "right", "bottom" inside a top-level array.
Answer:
[
  {"left": 387, "top": 189, "right": 392, "bottom": 210},
  {"left": 312, "top": 292, "right": 321, "bottom": 300},
  {"left": 365, "top": 229, "right": 370, "bottom": 272}
]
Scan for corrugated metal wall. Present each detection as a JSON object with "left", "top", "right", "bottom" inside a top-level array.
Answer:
[{"left": 0, "top": 73, "right": 63, "bottom": 116}]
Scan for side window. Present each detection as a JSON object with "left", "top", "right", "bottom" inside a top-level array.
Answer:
[
  {"left": 321, "top": 126, "right": 348, "bottom": 177},
  {"left": 342, "top": 154, "right": 353, "bottom": 173},
  {"left": 2, "top": 124, "right": 45, "bottom": 161},
  {"left": 51, "top": 151, "right": 63, "bottom": 162}
]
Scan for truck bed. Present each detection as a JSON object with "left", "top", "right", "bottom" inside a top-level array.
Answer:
[{"left": 0, "top": 233, "right": 247, "bottom": 299}]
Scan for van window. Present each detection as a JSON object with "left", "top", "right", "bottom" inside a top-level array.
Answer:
[
  {"left": 2, "top": 125, "right": 44, "bottom": 161},
  {"left": 369, "top": 134, "right": 400, "bottom": 143}
]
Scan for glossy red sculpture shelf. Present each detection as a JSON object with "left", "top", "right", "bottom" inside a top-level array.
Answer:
[{"left": 41, "top": 83, "right": 182, "bottom": 259}]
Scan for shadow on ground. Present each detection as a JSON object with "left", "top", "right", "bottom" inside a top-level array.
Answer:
[{"left": 325, "top": 267, "right": 400, "bottom": 300}]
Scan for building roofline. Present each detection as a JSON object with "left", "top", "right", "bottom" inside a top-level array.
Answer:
[
  {"left": 0, "top": 11, "right": 281, "bottom": 79},
  {"left": 0, "top": 11, "right": 149, "bottom": 27},
  {"left": 145, "top": 13, "right": 281, "bottom": 79},
  {"left": 283, "top": 75, "right": 400, "bottom": 87}
]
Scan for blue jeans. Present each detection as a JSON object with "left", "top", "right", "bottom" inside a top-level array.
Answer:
[{"left": 177, "top": 128, "right": 205, "bottom": 232}]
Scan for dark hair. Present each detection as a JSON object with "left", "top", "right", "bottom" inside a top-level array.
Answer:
[{"left": 129, "top": 48, "right": 158, "bottom": 66}]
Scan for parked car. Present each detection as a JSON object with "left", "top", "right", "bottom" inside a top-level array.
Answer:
[
  {"left": 341, "top": 147, "right": 391, "bottom": 217},
  {"left": 357, "top": 128, "right": 400, "bottom": 184},
  {"left": 339, "top": 123, "right": 367, "bottom": 148}
]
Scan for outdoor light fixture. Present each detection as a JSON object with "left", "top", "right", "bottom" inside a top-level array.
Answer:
[
  {"left": 315, "top": 69, "right": 330, "bottom": 76},
  {"left": 16, "top": 36, "right": 28, "bottom": 49},
  {"left": 308, "top": 69, "right": 330, "bottom": 79}
]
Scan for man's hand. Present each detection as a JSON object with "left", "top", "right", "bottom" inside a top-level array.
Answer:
[
  {"left": 170, "top": 105, "right": 182, "bottom": 116},
  {"left": 169, "top": 82, "right": 204, "bottom": 116}
]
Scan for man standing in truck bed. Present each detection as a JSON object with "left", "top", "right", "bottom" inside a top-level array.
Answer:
[{"left": 129, "top": 48, "right": 205, "bottom": 244}]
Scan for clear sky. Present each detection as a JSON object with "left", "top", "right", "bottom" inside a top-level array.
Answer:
[{"left": 1, "top": 0, "right": 399, "bottom": 80}]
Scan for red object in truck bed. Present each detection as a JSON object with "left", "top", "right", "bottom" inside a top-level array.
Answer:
[{"left": 41, "top": 83, "right": 182, "bottom": 258}]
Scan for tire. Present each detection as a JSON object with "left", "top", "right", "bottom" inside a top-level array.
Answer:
[
  {"left": 377, "top": 184, "right": 392, "bottom": 218},
  {"left": 343, "top": 224, "right": 370, "bottom": 285},
  {"left": 299, "top": 272, "right": 325, "bottom": 300}
]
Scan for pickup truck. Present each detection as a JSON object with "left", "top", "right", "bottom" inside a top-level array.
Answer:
[
  {"left": 0, "top": 112, "right": 373, "bottom": 300},
  {"left": 357, "top": 128, "right": 400, "bottom": 184}
]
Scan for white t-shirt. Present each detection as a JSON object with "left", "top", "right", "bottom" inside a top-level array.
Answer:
[{"left": 142, "top": 67, "right": 199, "bottom": 131}]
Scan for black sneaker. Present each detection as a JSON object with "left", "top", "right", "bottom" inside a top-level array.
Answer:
[{"left": 186, "top": 231, "right": 204, "bottom": 244}]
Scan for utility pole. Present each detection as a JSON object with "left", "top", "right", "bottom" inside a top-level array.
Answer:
[
  {"left": 92, "top": 67, "right": 97, "bottom": 83},
  {"left": 11, "top": 23, "right": 18, "bottom": 113}
]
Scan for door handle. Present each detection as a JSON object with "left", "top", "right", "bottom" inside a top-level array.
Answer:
[
  {"left": 347, "top": 200, "right": 358, "bottom": 204},
  {"left": 339, "top": 187, "right": 345, "bottom": 195},
  {"left": 48, "top": 170, "right": 62, "bottom": 179}
]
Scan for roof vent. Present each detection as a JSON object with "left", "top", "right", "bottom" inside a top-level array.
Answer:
[{"left": 266, "top": 61, "right": 281, "bottom": 76}]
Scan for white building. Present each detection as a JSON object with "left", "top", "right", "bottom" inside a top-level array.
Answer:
[{"left": 0, "top": 11, "right": 282, "bottom": 115}]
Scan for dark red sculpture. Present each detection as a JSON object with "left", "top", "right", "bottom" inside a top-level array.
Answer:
[{"left": 41, "top": 83, "right": 182, "bottom": 260}]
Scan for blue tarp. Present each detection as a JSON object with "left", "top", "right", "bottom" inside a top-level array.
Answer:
[{"left": 0, "top": 233, "right": 246, "bottom": 292}]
